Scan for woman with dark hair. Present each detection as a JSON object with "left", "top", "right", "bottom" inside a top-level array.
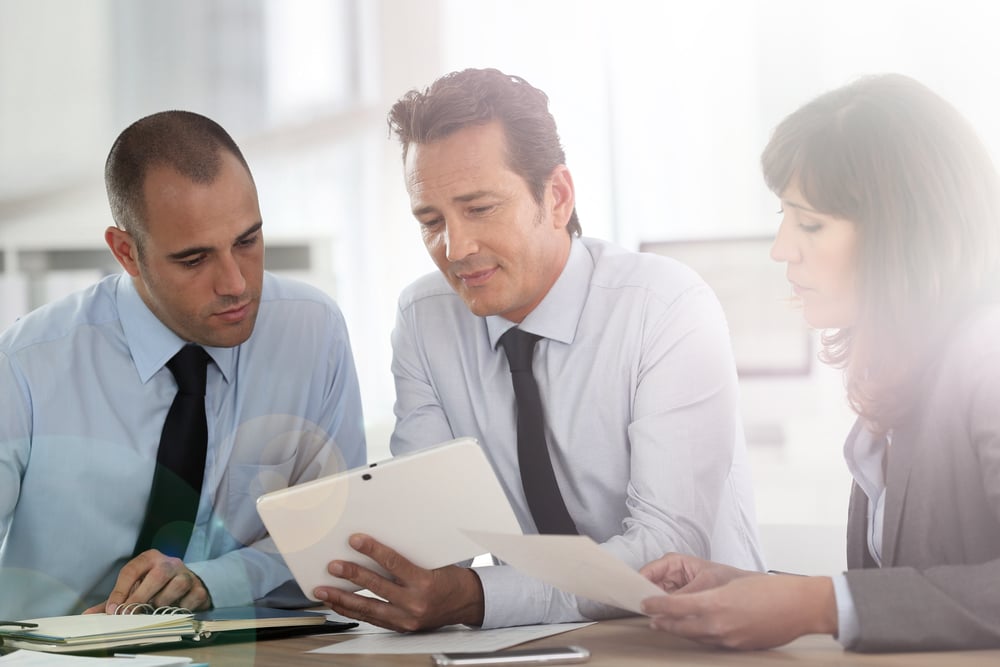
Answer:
[{"left": 640, "top": 74, "right": 1000, "bottom": 652}]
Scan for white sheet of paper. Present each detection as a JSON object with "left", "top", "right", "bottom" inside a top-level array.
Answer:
[
  {"left": 464, "top": 531, "right": 665, "bottom": 615},
  {"left": 309, "top": 622, "right": 592, "bottom": 655},
  {"left": 0, "top": 651, "right": 192, "bottom": 666}
]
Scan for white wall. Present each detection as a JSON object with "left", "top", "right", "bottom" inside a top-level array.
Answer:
[{"left": 4, "top": 0, "right": 1000, "bottom": 541}]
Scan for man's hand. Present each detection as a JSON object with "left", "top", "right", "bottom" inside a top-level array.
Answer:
[
  {"left": 313, "top": 533, "right": 485, "bottom": 632},
  {"left": 83, "top": 549, "right": 212, "bottom": 614},
  {"left": 640, "top": 552, "right": 756, "bottom": 594},
  {"left": 640, "top": 567, "right": 838, "bottom": 650}
]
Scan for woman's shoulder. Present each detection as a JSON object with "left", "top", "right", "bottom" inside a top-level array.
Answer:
[
  {"left": 942, "top": 304, "right": 1000, "bottom": 357},
  {"left": 929, "top": 304, "right": 1000, "bottom": 392}
]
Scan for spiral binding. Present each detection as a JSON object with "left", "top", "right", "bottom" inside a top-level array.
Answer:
[{"left": 112, "top": 603, "right": 192, "bottom": 616}]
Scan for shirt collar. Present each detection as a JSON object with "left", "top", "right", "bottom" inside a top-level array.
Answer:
[
  {"left": 843, "top": 420, "right": 887, "bottom": 502},
  {"left": 487, "top": 236, "right": 592, "bottom": 349},
  {"left": 116, "top": 274, "right": 237, "bottom": 384}
]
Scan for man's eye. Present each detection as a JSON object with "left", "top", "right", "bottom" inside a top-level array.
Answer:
[{"left": 181, "top": 256, "right": 206, "bottom": 268}]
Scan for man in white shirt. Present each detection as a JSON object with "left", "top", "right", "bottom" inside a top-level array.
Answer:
[{"left": 314, "top": 67, "right": 762, "bottom": 630}]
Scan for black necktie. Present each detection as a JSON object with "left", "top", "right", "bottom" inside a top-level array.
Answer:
[
  {"left": 499, "top": 327, "right": 578, "bottom": 535},
  {"left": 133, "top": 345, "right": 211, "bottom": 558}
]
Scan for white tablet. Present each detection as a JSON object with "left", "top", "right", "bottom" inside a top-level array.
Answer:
[{"left": 256, "top": 437, "right": 522, "bottom": 599}]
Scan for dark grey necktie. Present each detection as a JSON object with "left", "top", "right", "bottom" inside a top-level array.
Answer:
[
  {"left": 499, "top": 327, "right": 578, "bottom": 535},
  {"left": 133, "top": 345, "right": 210, "bottom": 558}
]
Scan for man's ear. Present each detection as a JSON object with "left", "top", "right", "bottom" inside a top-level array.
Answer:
[
  {"left": 546, "top": 165, "right": 575, "bottom": 231},
  {"left": 105, "top": 226, "right": 141, "bottom": 277}
]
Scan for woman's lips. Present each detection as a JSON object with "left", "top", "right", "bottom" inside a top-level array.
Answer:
[{"left": 788, "top": 278, "right": 811, "bottom": 295}]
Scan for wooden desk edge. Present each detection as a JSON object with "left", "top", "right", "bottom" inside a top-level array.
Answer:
[{"left": 145, "top": 615, "right": 1000, "bottom": 667}]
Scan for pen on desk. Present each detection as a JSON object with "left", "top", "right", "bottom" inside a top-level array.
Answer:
[{"left": 0, "top": 620, "right": 38, "bottom": 628}]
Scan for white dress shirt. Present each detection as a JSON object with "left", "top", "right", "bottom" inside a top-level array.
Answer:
[
  {"left": 390, "top": 236, "right": 764, "bottom": 628},
  {"left": 834, "top": 427, "right": 889, "bottom": 646}
]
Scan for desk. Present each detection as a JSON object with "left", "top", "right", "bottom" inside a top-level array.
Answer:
[{"left": 151, "top": 616, "right": 1000, "bottom": 666}]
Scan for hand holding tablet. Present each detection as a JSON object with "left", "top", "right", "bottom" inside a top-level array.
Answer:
[{"left": 256, "top": 438, "right": 522, "bottom": 599}]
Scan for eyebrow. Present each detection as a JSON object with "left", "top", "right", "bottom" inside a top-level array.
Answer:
[
  {"left": 167, "top": 221, "right": 263, "bottom": 260},
  {"left": 412, "top": 190, "right": 497, "bottom": 217},
  {"left": 781, "top": 199, "right": 821, "bottom": 215}
]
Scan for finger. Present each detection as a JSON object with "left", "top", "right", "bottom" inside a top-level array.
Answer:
[
  {"left": 316, "top": 586, "right": 377, "bottom": 614},
  {"left": 645, "top": 597, "right": 732, "bottom": 645},
  {"left": 641, "top": 590, "right": 711, "bottom": 621},
  {"left": 149, "top": 570, "right": 198, "bottom": 608},
  {"left": 641, "top": 554, "right": 700, "bottom": 591},
  {"left": 640, "top": 595, "right": 673, "bottom": 616},
  {"left": 83, "top": 602, "right": 106, "bottom": 615},
  {"left": 639, "top": 553, "right": 681, "bottom": 578},
  {"left": 328, "top": 559, "right": 404, "bottom": 602},
  {"left": 316, "top": 587, "right": 412, "bottom": 632},
  {"left": 176, "top": 572, "right": 212, "bottom": 611},
  {"left": 176, "top": 583, "right": 212, "bottom": 612},
  {"left": 122, "top": 556, "right": 185, "bottom": 608},
  {"left": 104, "top": 557, "right": 155, "bottom": 613},
  {"left": 658, "top": 611, "right": 743, "bottom": 648},
  {"left": 645, "top": 576, "right": 685, "bottom": 594},
  {"left": 349, "top": 534, "right": 420, "bottom": 581},
  {"left": 648, "top": 612, "right": 719, "bottom": 643},
  {"left": 675, "top": 572, "right": 722, "bottom": 594}
]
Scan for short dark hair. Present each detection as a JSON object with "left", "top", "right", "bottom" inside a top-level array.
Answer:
[
  {"left": 388, "top": 67, "right": 581, "bottom": 236},
  {"left": 104, "top": 110, "right": 253, "bottom": 252},
  {"left": 762, "top": 73, "right": 1000, "bottom": 432}
]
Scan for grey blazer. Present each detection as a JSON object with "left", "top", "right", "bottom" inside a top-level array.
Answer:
[{"left": 843, "top": 306, "right": 1000, "bottom": 652}]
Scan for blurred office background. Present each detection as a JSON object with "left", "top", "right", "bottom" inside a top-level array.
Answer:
[{"left": 4, "top": 0, "right": 1000, "bottom": 570}]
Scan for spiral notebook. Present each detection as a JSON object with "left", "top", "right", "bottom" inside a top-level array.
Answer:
[{"left": 0, "top": 605, "right": 355, "bottom": 654}]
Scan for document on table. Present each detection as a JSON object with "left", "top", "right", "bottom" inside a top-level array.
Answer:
[
  {"left": 310, "top": 622, "right": 592, "bottom": 655},
  {"left": 464, "top": 530, "right": 665, "bottom": 615},
  {"left": 0, "top": 651, "right": 197, "bottom": 666}
]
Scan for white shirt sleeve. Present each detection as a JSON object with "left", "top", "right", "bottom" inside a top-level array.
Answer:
[{"left": 832, "top": 573, "right": 860, "bottom": 647}]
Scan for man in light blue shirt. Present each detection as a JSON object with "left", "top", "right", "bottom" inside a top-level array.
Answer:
[
  {"left": 0, "top": 111, "right": 365, "bottom": 619},
  {"left": 315, "top": 68, "right": 762, "bottom": 630}
]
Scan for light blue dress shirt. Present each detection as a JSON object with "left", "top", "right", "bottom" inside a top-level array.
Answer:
[
  {"left": 0, "top": 272, "right": 365, "bottom": 618},
  {"left": 391, "top": 236, "right": 764, "bottom": 628}
]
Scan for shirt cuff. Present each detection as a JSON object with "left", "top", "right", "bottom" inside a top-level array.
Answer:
[
  {"left": 186, "top": 559, "right": 255, "bottom": 609},
  {"left": 473, "top": 564, "right": 586, "bottom": 629},
  {"left": 831, "top": 573, "right": 859, "bottom": 648}
]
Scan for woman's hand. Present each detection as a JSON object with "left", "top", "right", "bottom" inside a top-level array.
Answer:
[{"left": 640, "top": 554, "right": 837, "bottom": 650}]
